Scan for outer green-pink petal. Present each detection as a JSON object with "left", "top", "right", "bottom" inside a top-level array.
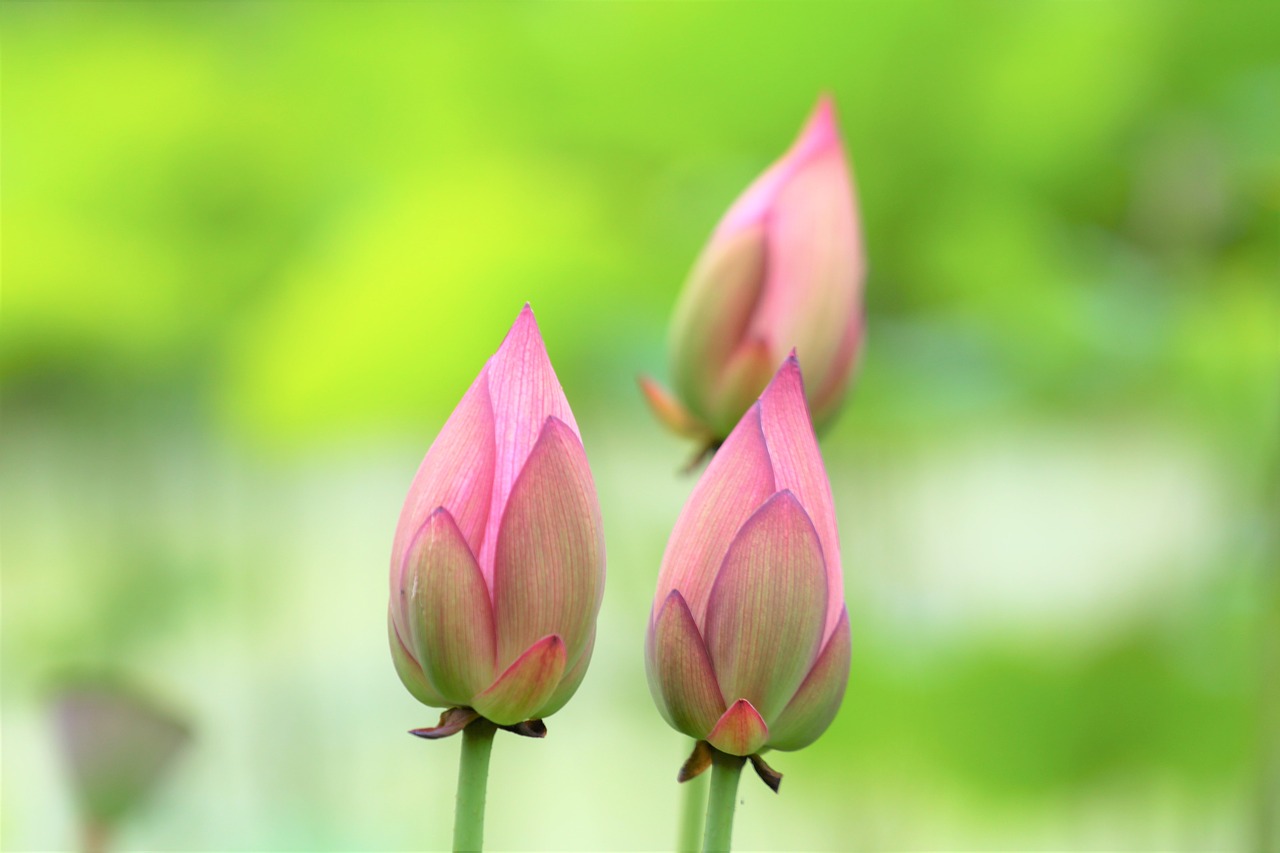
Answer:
[
  {"left": 757, "top": 356, "right": 844, "bottom": 642},
  {"left": 767, "top": 607, "right": 851, "bottom": 751},
  {"left": 708, "top": 336, "right": 776, "bottom": 438},
  {"left": 669, "top": 224, "right": 766, "bottom": 423},
  {"left": 704, "top": 491, "right": 827, "bottom": 723},
  {"left": 389, "top": 374, "right": 495, "bottom": 632},
  {"left": 477, "top": 305, "right": 580, "bottom": 587},
  {"left": 472, "top": 634, "right": 567, "bottom": 726},
  {"left": 706, "top": 699, "right": 769, "bottom": 756},
  {"left": 645, "top": 591, "right": 726, "bottom": 739},
  {"left": 652, "top": 405, "right": 775, "bottom": 629},
  {"left": 399, "top": 508, "right": 496, "bottom": 705},
  {"left": 537, "top": 627, "right": 596, "bottom": 719},
  {"left": 809, "top": 313, "right": 864, "bottom": 431},
  {"left": 492, "top": 417, "right": 603, "bottom": 672},
  {"left": 388, "top": 610, "right": 448, "bottom": 708},
  {"left": 638, "top": 375, "right": 712, "bottom": 440}
]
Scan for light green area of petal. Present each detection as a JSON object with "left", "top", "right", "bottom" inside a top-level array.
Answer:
[{"left": 704, "top": 491, "right": 828, "bottom": 722}]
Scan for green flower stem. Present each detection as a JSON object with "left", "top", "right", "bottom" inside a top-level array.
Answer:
[
  {"left": 453, "top": 718, "right": 496, "bottom": 853},
  {"left": 702, "top": 751, "right": 746, "bottom": 853},
  {"left": 677, "top": 758, "right": 709, "bottom": 852}
]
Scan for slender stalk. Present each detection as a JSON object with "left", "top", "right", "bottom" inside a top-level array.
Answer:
[
  {"left": 702, "top": 751, "right": 745, "bottom": 853},
  {"left": 677, "top": 762, "right": 710, "bottom": 852},
  {"left": 453, "top": 718, "right": 496, "bottom": 853}
]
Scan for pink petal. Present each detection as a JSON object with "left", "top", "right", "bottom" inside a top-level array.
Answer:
[
  {"left": 703, "top": 491, "right": 827, "bottom": 723},
  {"left": 388, "top": 609, "right": 449, "bottom": 708},
  {"left": 668, "top": 224, "right": 767, "bottom": 425},
  {"left": 645, "top": 591, "right": 727, "bottom": 740},
  {"left": 716, "top": 96, "right": 843, "bottom": 238},
  {"left": 706, "top": 698, "right": 769, "bottom": 757},
  {"left": 767, "top": 607, "right": 851, "bottom": 751},
  {"left": 471, "top": 634, "right": 567, "bottom": 726},
  {"left": 477, "top": 305, "right": 580, "bottom": 587},
  {"left": 492, "top": 417, "right": 604, "bottom": 672},
  {"left": 390, "top": 373, "right": 495, "bottom": 609},
  {"left": 757, "top": 356, "right": 845, "bottom": 642},
  {"left": 652, "top": 405, "right": 776, "bottom": 629},
  {"left": 398, "top": 508, "right": 496, "bottom": 705},
  {"left": 748, "top": 141, "right": 863, "bottom": 401}
]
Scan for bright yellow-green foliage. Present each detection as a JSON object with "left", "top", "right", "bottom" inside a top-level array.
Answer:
[{"left": 2, "top": 2, "right": 1276, "bottom": 850}]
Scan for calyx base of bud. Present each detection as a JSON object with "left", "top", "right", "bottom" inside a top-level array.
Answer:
[
  {"left": 680, "top": 438, "right": 724, "bottom": 475},
  {"left": 409, "top": 707, "right": 548, "bottom": 740},
  {"left": 675, "top": 739, "right": 782, "bottom": 793}
]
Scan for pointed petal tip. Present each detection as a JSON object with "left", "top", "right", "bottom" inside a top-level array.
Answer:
[
  {"left": 707, "top": 698, "right": 769, "bottom": 756},
  {"left": 498, "top": 302, "right": 545, "bottom": 352},
  {"left": 540, "top": 413, "right": 578, "bottom": 442},
  {"left": 801, "top": 95, "right": 841, "bottom": 149},
  {"left": 472, "top": 633, "right": 567, "bottom": 725},
  {"left": 760, "top": 354, "right": 810, "bottom": 414}
]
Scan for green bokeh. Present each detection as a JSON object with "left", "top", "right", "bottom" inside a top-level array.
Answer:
[{"left": 2, "top": 2, "right": 1277, "bottom": 850}]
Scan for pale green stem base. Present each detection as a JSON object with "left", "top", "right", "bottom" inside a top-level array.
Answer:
[
  {"left": 702, "top": 752, "right": 745, "bottom": 853},
  {"left": 453, "top": 719, "right": 496, "bottom": 853},
  {"left": 677, "top": 759, "right": 710, "bottom": 852}
]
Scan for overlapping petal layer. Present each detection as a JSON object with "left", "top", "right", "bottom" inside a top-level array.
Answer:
[
  {"left": 644, "top": 95, "right": 866, "bottom": 442},
  {"left": 646, "top": 357, "right": 849, "bottom": 756},
  {"left": 388, "top": 306, "right": 603, "bottom": 726},
  {"left": 704, "top": 491, "right": 827, "bottom": 722}
]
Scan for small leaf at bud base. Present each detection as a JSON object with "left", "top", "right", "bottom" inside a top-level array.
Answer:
[
  {"left": 677, "top": 740, "right": 784, "bottom": 793},
  {"left": 677, "top": 739, "right": 714, "bottom": 783},
  {"left": 748, "top": 753, "right": 783, "bottom": 793},
  {"left": 498, "top": 719, "right": 547, "bottom": 738},
  {"left": 410, "top": 707, "right": 478, "bottom": 740},
  {"left": 410, "top": 707, "right": 549, "bottom": 740}
]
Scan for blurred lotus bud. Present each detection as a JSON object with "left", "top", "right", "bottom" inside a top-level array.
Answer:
[
  {"left": 646, "top": 356, "right": 850, "bottom": 765},
  {"left": 52, "top": 679, "right": 191, "bottom": 847},
  {"left": 641, "top": 96, "right": 866, "bottom": 444},
  {"left": 389, "top": 305, "right": 605, "bottom": 730}
]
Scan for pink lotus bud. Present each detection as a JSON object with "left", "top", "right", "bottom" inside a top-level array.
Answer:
[
  {"left": 389, "top": 306, "right": 605, "bottom": 728},
  {"left": 641, "top": 96, "right": 866, "bottom": 442},
  {"left": 646, "top": 355, "right": 850, "bottom": 758}
]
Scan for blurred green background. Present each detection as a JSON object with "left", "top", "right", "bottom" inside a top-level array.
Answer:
[{"left": 3, "top": 2, "right": 1278, "bottom": 850}]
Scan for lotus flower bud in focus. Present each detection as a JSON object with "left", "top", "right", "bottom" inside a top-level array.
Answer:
[
  {"left": 645, "top": 356, "right": 851, "bottom": 783},
  {"left": 389, "top": 305, "right": 605, "bottom": 735},
  {"left": 52, "top": 679, "right": 191, "bottom": 848},
  {"left": 641, "top": 96, "right": 866, "bottom": 445}
]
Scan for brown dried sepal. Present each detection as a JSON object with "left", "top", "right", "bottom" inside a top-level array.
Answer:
[
  {"left": 499, "top": 718, "right": 547, "bottom": 738},
  {"left": 748, "top": 752, "right": 783, "bottom": 793},
  {"left": 409, "top": 708, "right": 548, "bottom": 740},
  {"left": 410, "top": 707, "right": 478, "bottom": 739},
  {"left": 677, "top": 739, "right": 714, "bottom": 782}
]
